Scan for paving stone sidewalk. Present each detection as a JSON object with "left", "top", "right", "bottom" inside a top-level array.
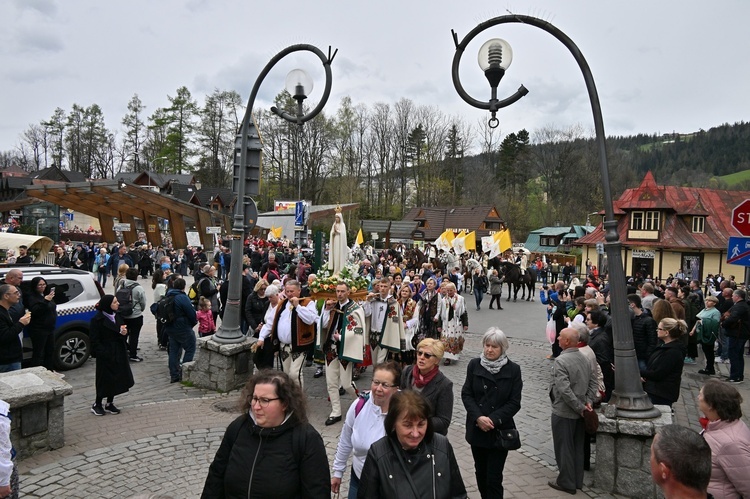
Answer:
[{"left": 14, "top": 281, "right": 750, "bottom": 498}]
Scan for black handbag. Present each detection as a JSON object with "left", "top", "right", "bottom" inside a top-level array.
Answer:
[{"left": 495, "top": 428, "right": 521, "bottom": 450}]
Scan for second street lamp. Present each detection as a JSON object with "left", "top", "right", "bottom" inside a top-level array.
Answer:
[
  {"left": 451, "top": 15, "right": 660, "bottom": 419},
  {"left": 213, "top": 44, "right": 337, "bottom": 344}
]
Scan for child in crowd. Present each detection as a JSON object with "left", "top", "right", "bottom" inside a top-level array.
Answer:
[{"left": 197, "top": 297, "right": 215, "bottom": 337}]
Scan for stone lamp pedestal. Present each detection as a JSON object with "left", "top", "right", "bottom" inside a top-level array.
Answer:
[
  {"left": 183, "top": 336, "right": 256, "bottom": 392},
  {"left": 594, "top": 403, "right": 673, "bottom": 498}
]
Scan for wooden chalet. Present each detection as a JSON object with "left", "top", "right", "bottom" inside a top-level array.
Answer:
[{"left": 575, "top": 171, "right": 749, "bottom": 281}]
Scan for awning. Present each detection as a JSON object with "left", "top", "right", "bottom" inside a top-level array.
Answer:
[{"left": 25, "top": 180, "right": 230, "bottom": 250}]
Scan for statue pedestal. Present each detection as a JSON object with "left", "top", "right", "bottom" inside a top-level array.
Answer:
[
  {"left": 183, "top": 336, "right": 255, "bottom": 392},
  {"left": 594, "top": 403, "right": 673, "bottom": 498}
]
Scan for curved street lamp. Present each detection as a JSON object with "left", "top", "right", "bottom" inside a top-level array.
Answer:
[
  {"left": 214, "top": 44, "right": 337, "bottom": 344},
  {"left": 451, "top": 15, "right": 660, "bottom": 418}
]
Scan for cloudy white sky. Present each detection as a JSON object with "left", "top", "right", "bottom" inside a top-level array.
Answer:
[{"left": 1, "top": 0, "right": 748, "bottom": 153}]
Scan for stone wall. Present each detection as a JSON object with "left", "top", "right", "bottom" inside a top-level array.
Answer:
[
  {"left": 595, "top": 403, "right": 673, "bottom": 498},
  {"left": 183, "top": 336, "right": 255, "bottom": 392},
  {"left": 0, "top": 367, "right": 73, "bottom": 459}
]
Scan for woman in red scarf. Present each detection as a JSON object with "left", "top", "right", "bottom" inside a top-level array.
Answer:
[{"left": 399, "top": 338, "right": 454, "bottom": 435}]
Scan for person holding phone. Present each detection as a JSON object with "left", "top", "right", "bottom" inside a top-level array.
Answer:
[{"left": 24, "top": 277, "right": 58, "bottom": 370}]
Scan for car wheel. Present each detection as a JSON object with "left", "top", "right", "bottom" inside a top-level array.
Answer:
[{"left": 55, "top": 330, "right": 91, "bottom": 371}]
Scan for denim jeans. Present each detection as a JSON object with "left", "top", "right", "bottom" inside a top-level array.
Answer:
[
  {"left": 474, "top": 288, "right": 484, "bottom": 309},
  {"left": 168, "top": 329, "right": 196, "bottom": 381},
  {"left": 718, "top": 327, "right": 730, "bottom": 359},
  {"left": 727, "top": 336, "right": 747, "bottom": 380},
  {"left": 0, "top": 362, "right": 21, "bottom": 373},
  {"left": 347, "top": 466, "right": 360, "bottom": 499}
]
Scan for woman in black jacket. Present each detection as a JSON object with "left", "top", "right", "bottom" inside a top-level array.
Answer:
[
  {"left": 641, "top": 318, "right": 688, "bottom": 407},
  {"left": 358, "top": 390, "right": 466, "bottom": 499},
  {"left": 244, "top": 279, "right": 269, "bottom": 338},
  {"left": 201, "top": 370, "right": 330, "bottom": 498},
  {"left": 461, "top": 328, "right": 522, "bottom": 499},
  {"left": 89, "top": 295, "right": 134, "bottom": 416},
  {"left": 24, "top": 277, "right": 58, "bottom": 370},
  {"left": 400, "top": 338, "right": 454, "bottom": 436}
]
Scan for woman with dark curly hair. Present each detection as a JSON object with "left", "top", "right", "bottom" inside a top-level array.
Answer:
[{"left": 201, "top": 370, "right": 330, "bottom": 499}]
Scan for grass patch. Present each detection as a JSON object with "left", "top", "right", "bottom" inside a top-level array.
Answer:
[{"left": 718, "top": 169, "right": 750, "bottom": 187}]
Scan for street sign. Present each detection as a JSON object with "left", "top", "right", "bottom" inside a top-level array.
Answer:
[
  {"left": 727, "top": 236, "right": 750, "bottom": 266},
  {"left": 294, "top": 201, "right": 305, "bottom": 226},
  {"left": 731, "top": 199, "right": 750, "bottom": 236},
  {"left": 206, "top": 226, "right": 222, "bottom": 234},
  {"left": 113, "top": 223, "right": 131, "bottom": 232}
]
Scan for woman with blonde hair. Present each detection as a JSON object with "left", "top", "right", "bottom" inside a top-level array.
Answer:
[
  {"left": 114, "top": 263, "right": 129, "bottom": 291},
  {"left": 400, "top": 338, "right": 454, "bottom": 435},
  {"left": 641, "top": 318, "right": 688, "bottom": 407}
]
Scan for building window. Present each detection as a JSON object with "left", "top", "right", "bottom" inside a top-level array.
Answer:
[
  {"left": 631, "top": 211, "right": 644, "bottom": 230},
  {"left": 692, "top": 216, "right": 705, "bottom": 233},
  {"left": 644, "top": 211, "right": 660, "bottom": 231}
]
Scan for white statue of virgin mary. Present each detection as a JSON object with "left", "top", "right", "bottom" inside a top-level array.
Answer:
[{"left": 328, "top": 208, "right": 349, "bottom": 275}]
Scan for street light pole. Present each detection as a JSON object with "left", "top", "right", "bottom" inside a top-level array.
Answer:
[
  {"left": 213, "top": 44, "right": 337, "bottom": 344},
  {"left": 36, "top": 218, "right": 46, "bottom": 236},
  {"left": 451, "top": 15, "right": 660, "bottom": 418}
]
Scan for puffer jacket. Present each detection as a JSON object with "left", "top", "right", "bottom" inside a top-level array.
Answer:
[
  {"left": 631, "top": 312, "right": 657, "bottom": 362},
  {"left": 201, "top": 413, "right": 330, "bottom": 499},
  {"left": 641, "top": 340, "right": 685, "bottom": 403},
  {"left": 703, "top": 418, "right": 750, "bottom": 499},
  {"left": 357, "top": 433, "right": 467, "bottom": 499}
]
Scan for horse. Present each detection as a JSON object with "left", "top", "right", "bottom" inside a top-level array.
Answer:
[{"left": 500, "top": 261, "right": 537, "bottom": 302}]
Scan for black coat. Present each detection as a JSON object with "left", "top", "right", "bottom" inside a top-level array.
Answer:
[
  {"left": 89, "top": 311, "right": 134, "bottom": 398},
  {"left": 631, "top": 312, "right": 657, "bottom": 362},
  {"left": 642, "top": 340, "right": 686, "bottom": 403},
  {"left": 201, "top": 414, "right": 330, "bottom": 499},
  {"left": 0, "top": 305, "right": 24, "bottom": 365},
  {"left": 244, "top": 292, "right": 269, "bottom": 336},
  {"left": 723, "top": 299, "right": 750, "bottom": 340},
  {"left": 401, "top": 365, "right": 454, "bottom": 436},
  {"left": 25, "top": 292, "right": 57, "bottom": 334},
  {"left": 357, "top": 433, "right": 467, "bottom": 499},
  {"left": 461, "top": 357, "right": 522, "bottom": 448}
]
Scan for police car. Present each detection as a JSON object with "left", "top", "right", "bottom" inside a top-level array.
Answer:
[{"left": 0, "top": 265, "right": 103, "bottom": 370}]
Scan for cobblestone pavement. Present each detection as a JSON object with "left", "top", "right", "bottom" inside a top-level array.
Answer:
[{"left": 15, "top": 278, "right": 750, "bottom": 498}]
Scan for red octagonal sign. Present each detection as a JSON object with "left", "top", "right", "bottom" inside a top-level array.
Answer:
[{"left": 732, "top": 199, "right": 750, "bottom": 236}]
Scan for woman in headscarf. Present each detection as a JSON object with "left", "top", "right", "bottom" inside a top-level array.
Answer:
[{"left": 89, "top": 295, "right": 134, "bottom": 416}]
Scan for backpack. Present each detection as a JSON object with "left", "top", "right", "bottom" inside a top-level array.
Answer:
[
  {"left": 115, "top": 282, "right": 139, "bottom": 316},
  {"left": 156, "top": 294, "right": 177, "bottom": 324},
  {"left": 354, "top": 392, "right": 370, "bottom": 417},
  {"left": 188, "top": 278, "right": 206, "bottom": 304}
]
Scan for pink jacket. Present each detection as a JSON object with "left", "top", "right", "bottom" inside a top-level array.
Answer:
[
  {"left": 703, "top": 418, "right": 750, "bottom": 499},
  {"left": 197, "top": 309, "right": 215, "bottom": 334}
]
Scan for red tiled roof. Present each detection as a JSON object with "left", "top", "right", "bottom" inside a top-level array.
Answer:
[{"left": 576, "top": 171, "right": 748, "bottom": 250}]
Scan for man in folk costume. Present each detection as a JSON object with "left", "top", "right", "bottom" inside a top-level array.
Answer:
[
  {"left": 363, "top": 277, "right": 405, "bottom": 365},
  {"left": 435, "top": 282, "right": 468, "bottom": 365},
  {"left": 260, "top": 279, "right": 318, "bottom": 387},
  {"left": 318, "top": 281, "right": 366, "bottom": 426},
  {"left": 515, "top": 249, "right": 528, "bottom": 275}
]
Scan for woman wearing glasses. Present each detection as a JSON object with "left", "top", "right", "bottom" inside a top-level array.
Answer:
[
  {"left": 201, "top": 370, "right": 330, "bottom": 498},
  {"left": 400, "top": 338, "right": 454, "bottom": 435},
  {"left": 331, "top": 362, "right": 402, "bottom": 499},
  {"left": 461, "top": 328, "right": 522, "bottom": 498},
  {"left": 640, "top": 318, "right": 688, "bottom": 407}
]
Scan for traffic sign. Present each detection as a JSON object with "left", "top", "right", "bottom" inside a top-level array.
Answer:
[
  {"left": 727, "top": 236, "right": 750, "bottom": 266},
  {"left": 731, "top": 199, "right": 750, "bottom": 236}
]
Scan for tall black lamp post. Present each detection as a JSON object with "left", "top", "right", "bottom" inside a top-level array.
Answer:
[
  {"left": 451, "top": 15, "right": 660, "bottom": 418},
  {"left": 213, "top": 44, "right": 337, "bottom": 344}
]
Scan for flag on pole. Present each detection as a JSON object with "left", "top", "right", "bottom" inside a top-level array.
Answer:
[
  {"left": 452, "top": 231, "right": 467, "bottom": 255},
  {"left": 443, "top": 229, "right": 455, "bottom": 244},
  {"left": 356, "top": 228, "right": 364, "bottom": 245},
  {"left": 497, "top": 229, "right": 512, "bottom": 252},
  {"left": 465, "top": 231, "right": 476, "bottom": 251}
]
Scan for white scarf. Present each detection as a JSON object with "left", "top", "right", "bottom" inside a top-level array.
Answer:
[{"left": 480, "top": 352, "right": 508, "bottom": 374}]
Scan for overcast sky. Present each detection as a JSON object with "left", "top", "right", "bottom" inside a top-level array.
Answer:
[{"left": 1, "top": 0, "right": 748, "bottom": 154}]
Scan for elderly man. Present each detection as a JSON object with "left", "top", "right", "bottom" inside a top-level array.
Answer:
[
  {"left": 318, "top": 282, "right": 366, "bottom": 426},
  {"left": 260, "top": 279, "right": 317, "bottom": 387},
  {"left": 650, "top": 425, "right": 711, "bottom": 499},
  {"left": 723, "top": 288, "right": 750, "bottom": 383},
  {"left": 548, "top": 327, "right": 599, "bottom": 495},
  {"left": 0, "top": 284, "right": 31, "bottom": 372},
  {"left": 363, "top": 278, "right": 403, "bottom": 365},
  {"left": 0, "top": 270, "right": 24, "bottom": 322}
]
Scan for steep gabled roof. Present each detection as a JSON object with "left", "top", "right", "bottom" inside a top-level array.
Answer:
[
  {"left": 403, "top": 205, "right": 502, "bottom": 240},
  {"left": 576, "top": 171, "right": 749, "bottom": 249}
]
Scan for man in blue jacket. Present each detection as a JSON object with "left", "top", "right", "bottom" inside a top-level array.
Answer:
[{"left": 163, "top": 278, "right": 198, "bottom": 383}]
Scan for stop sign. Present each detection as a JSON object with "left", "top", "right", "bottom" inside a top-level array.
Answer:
[{"left": 732, "top": 199, "right": 750, "bottom": 236}]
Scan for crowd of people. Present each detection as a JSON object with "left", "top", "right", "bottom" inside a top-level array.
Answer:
[{"left": 1, "top": 223, "right": 749, "bottom": 498}]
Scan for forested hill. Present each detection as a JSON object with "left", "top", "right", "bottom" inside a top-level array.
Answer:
[{"left": 603, "top": 121, "right": 750, "bottom": 188}]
